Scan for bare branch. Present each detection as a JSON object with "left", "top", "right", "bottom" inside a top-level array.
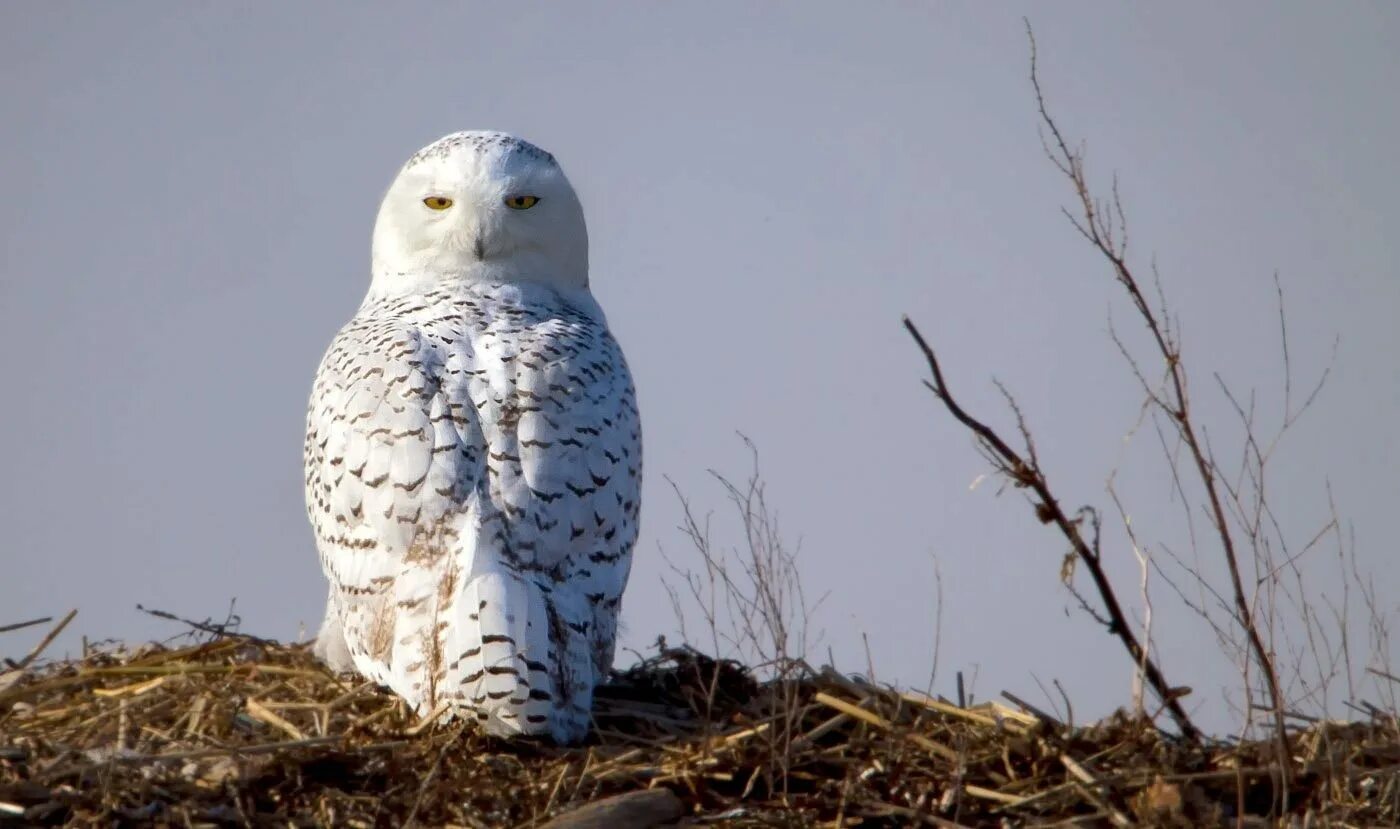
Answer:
[{"left": 903, "top": 315, "right": 1200, "bottom": 741}]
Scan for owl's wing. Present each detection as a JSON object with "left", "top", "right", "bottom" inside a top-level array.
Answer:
[
  {"left": 304, "top": 320, "right": 482, "bottom": 687},
  {"left": 507, "top": 311, "right": 641, "bottom": 682}
]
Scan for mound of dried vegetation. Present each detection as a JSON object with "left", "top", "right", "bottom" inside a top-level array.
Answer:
[{"left": 2, "top": 615, "right": 1397, "bottom": 828}]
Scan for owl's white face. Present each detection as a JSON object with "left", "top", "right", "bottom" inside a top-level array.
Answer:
[{"left": 370, "top": 131, "right": 588, "bottom": 292}]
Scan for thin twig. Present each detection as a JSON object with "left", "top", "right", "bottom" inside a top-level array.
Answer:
[
  {"left": 0, "top": 617, "right": 53, "bottom": 636},
  {"left": 12, "top": 609, "right": 77, "bottom": 670},
  {"left": 136, "top": 603, "right": 281, "bottom": 647}
]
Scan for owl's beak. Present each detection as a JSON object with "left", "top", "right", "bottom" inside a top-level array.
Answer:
[{"left": 472, "top": 233, "right": 486, "bottom": 261}]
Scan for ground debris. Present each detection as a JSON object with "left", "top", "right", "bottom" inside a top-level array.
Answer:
[{"left": 1, "top": 636, "right": 1396, "bottom": 826}]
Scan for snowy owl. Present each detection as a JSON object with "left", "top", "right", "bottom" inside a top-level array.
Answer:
[{"left": 304, "top": 131, "right": 641, "bottom": 743}]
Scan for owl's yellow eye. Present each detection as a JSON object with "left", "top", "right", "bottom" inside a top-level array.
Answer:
[
  {"left": 422, "top": 196, "right": 453, "bottom": 210},
  {"left": 504, "top": 195, "right": 540, "bottom": 210}
]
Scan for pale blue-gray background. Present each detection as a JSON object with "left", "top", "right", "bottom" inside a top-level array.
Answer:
[{"left": 2, "top": 3, "right": 1396, "bottom": 734}]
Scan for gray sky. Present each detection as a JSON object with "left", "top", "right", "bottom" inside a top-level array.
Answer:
[{"left": 2, "top": 3, "right": 1396, "bottom": 735}]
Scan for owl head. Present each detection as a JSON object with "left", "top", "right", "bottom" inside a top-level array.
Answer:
[{"left": 370, "top": 131, "right": 588, "bottom": 291}]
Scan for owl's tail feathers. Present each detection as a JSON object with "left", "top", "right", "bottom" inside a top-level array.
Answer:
[{"left": 445, "top": 571, "right": 561, "bottom": 739}]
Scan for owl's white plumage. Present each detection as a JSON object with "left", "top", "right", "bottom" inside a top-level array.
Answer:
[{"left": 304, "top": 131, "right": 640, "bottom": 743}]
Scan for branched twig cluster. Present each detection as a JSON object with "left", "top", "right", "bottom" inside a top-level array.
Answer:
[
  {"left": 1023, "top": 25, "right": 1295, "bottom": 771},
  {"left": 136, "top": 601, "right": 280, "bottom": 648},
  {"left": 661, "top": 436, "right": 818, "bottom": 676},
  {"left": 660, "top": 434, "right": 826, "bottom": 798}
]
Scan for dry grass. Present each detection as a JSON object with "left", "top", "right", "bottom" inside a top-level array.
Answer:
[{"left": 2, "top": 622, "right": 1398, "bottom": 827}]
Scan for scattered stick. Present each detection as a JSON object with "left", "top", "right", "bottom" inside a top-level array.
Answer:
[
  {"left": 0, "top": 617, "right": 53, "bottom": 636},
  {"left": 136, "top": 603, "right": 280, "bottom": 647},
  {"left": 1060, "top": 754, "right": 1132, "bottom": 828},
  {"left": 1000, "top": 690, "right": 1061, "bottom": 730},
  {"left": 245, "top": 697, "right": 307, "bottom": 741},
  {"left": 10, "top": 609, "right": 77, "bottom": 671},
  {"left": 814, "top": 691, "right": 958, "bottom": 761}
]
